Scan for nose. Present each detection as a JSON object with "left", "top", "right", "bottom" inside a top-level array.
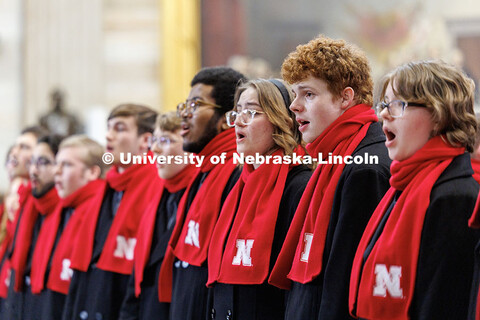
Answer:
[
  {"left": 289, "top": 96, "right": 303, "bottom": 113},
  {"left": 54, "top": 163, "right": 62, "bottom": 176},
  {"left": 151, "top": 141, "right": 163, "bottom": 155},
  {"left": 179, "top": 109, "right": 192, "bottom": 119},
  {"left": 105, "top": 127, "right": 114, "bottom": 142},
  {"left": 29, "top": 161, "right": 38, "bottom": 176},
  {"left": 234, "top": 113, "right": 245, "bottom": 127},
  {"left": 10, "top": 145, "right": 20, "bottom": 158},
  {"left": 378, "top": 105, "right": 392, "bottom": 121}
]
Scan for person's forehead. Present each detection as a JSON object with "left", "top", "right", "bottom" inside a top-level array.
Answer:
[
  {"left": 57, "top": 146, "right": 85, "bottom": 162},
  {"left": 16, "top": 132, "right": 37, "bottom": 146},
  {"left": 107, "top": 115, "right": 137, "bottom": 127},
  {"left": 292, "top": 76, "right": 327, "bottom": 91},
  {"left": 155, "top": 128, "right": 178, "bottom": 136},
  {"left": 237, "top": 87, "right": 261, "bottom": 109},
  {"left": 187, "top": 83, "right": 214, "bottom": 101},
  {"left": 33, "top": 143, "right": 54, "bottom": 158}
]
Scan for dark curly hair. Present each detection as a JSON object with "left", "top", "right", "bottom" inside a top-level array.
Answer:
[{"left": 191, "top": 67, "right": 246, "bottom": 115}]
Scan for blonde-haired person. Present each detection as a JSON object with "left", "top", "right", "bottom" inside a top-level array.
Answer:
[
  {"left": 268, "top": 35, "right": 391, "bottom": 320},
  {"left": 349, "top": 60, "right": 480, "bottom": 320},
  {"left": 206, "top": 79, "right": 312, "bottom": 319},
  {"left": 23, "top": 135, "right": 106, "bottom": 319},
  {"left": 118, "top": 112, "right": 196, "bottom": 320}
]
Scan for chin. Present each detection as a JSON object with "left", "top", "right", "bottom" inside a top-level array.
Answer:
[
  {"left": 236, "top": 147, "right": 246, "bottom": 155},
  {"left": 302, "top": 134, "right": 315, "bottom": 144},
  {"left": 387, "top": 150, "right": 397, "bottom": 161},
  {"left": 159, "top": 172, "right": 172, "bottom": 180}
]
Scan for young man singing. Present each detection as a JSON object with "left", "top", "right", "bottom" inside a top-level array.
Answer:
[
  {"left": 63, "top": 104, "right": 161, "bottom": 320},
  {"left": 269, "top": 35, "right": 391, "bottom": 320},
  {"left": 158, "top": 67, "right": 246, "bottom": 320}
]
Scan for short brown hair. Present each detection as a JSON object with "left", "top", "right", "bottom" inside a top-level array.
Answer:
[
  {"left": 234, "top": 79, "right": 301, "bottom": 156},
  {"left": 59, "top": 135, "right": 107, "bottom": 177},
  {"left": 281, "top": 35, "right": 373, "bottom": 106},
  {"left": 108, "top": 104, "right": 157, "bottom": 135},
  {"left": 156, "top": 111, "right": 182, "bottom": 133},
  {"left": 379, "top": 60, "right": 477, "bottom": 152},
  {"left": 21, "top": 125, "right": 49, "bottom": 140}
]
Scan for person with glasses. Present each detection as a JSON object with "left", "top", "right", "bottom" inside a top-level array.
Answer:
[
  {"left": 158, "top": 66, "right": 245, "bottom": 320},
  {"left": 118, "top": 112, "right": 196, "bottom": 320},
  {"left": 268, "top": 35, "right": 391, "bottom": 320},
  {"left": 2, "top": 134, "right": 62, "bottom": 320},
  {"left": 206, "top": 78, "right": 311, "bottom": 319},
  {"left": 0, "top": 126, "right": 47, "bottom": 316},
  {"left": 349, "top": 60, "right": 480, "bottom": 320}
]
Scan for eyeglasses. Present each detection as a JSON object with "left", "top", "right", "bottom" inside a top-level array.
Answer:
[
  {"left": 225, "top": 109, "right": 265, "bottom": 127},
  {"left": 176, "top": 99, "right": 222, "bottom": 117},
  {"left": 148, "top": 136, "right": 176, "bottom": 148},
  {"left": 376, "top": 100, "right": 428, "bottom": 118},
  {"left": 28, "top": 157, "right": 53, "bottom": 168}
]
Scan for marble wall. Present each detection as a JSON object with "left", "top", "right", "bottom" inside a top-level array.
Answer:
[{"left": 0, "top": 0, "right": 161, "bottom": 193}]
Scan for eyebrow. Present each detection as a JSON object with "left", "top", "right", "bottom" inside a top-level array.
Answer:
[
  {"left": 108, "top": 120, "right": 127, "bottom": 128},
  {"left": 295, "top": 85, "right": 313, "bottom": 91},
  {"left": 238, "top": 101, "right": 261, "bottom": 108}
]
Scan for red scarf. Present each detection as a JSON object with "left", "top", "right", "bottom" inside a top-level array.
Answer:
[
  {"left": 468, "top": 159, "right": 480, "bottom": 319},
  {"left": 0, "top": 183, "right": 31, "bottom": 263},
  {"left": 0, "top": 183, "right": 31, "bottom": 297},
  {"left": 10, "top": 187, "right": 59, "bottom": 292},
  {"left": 349, "top": 136, "right": 464, "bottom": 320},
  {"left": 158, "top": 129, "right": 237, "bottom": 302},
  {"left": 133, "top": 164, "right": 196, "bottom": 297},
  {"left": 269, "top": 104, "right": 376, "bottom": 289},
  {"left": 471, "top": 158, "right": 480, "bottom": 184},
  {"left": 17, "top": 182, "right": 32, "bottom": 210},
  {"left": 468, "top": 161, "right": 480, "bottom": 228},
  {"left": 208, "top": 149, "right": 297, "bottom": 286},
  {"left": 30, "top": 180, "right": 106, "bottom": 294},
  {"left": 0, "top": 204, "right": 4, "bottom": 228},
  {"left": 70, "top": 162, "right": 161, "bottom": 275}
]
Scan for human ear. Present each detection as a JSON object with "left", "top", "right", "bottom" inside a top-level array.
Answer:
[{"left": 340, "top": 87, "right": 355, "bottom": 110}]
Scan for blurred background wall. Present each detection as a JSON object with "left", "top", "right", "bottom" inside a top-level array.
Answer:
[{"left": 1, "top": 0, "right": 480, "bottom": 192}]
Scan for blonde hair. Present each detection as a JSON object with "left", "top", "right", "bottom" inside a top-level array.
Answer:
[
  {"left": 59, "top": 135, "right": 107, "bottom": 176},
  {"left": 156, "top": 111, "right": 182, "bottom": 133},
  {"left": 380, "top": 60, "right": 477, "bottom": 152},
  {"left": 281, "top": 34, "right": 373, "bottom": 106},
  {"left": 234, "top": 79, "right": 301, "bottom": 156}
]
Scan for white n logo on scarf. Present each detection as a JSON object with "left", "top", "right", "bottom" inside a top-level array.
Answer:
[
  {"left": 184, "top": 220, "right": 200, "bottom": 248},
  {"left": 373, "top": 264, "right": 403, "bottom": 298},
  {"left": 232, "top": 239, "right": 254, "bottom": 266},
  {"left": 300, "top": 233, "right": 314, "bottom": 262},
  {"left": 60, "top": 259, "right": 73, "bottom": 281},
  {"left": 113, "top": 236, "right": 137, "bottom": 260}
]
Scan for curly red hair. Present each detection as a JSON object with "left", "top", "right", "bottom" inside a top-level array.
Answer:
[{"left": 281, "top": 35, "right": 373, "bottom": 106}]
